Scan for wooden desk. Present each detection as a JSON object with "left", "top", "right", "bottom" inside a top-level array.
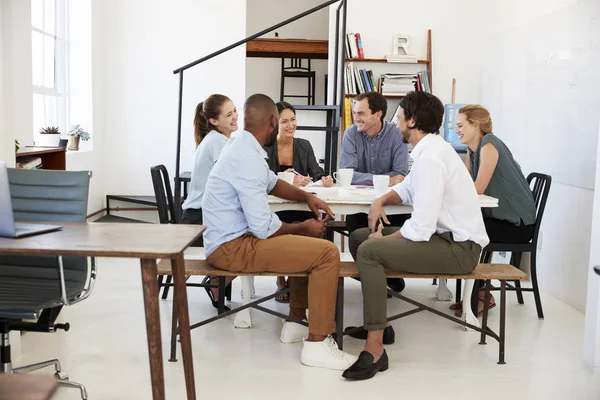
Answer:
[
  {"left": 0, "top": 223, "right": 203, "bottom": 400},
  {"left": 16, "top": 147, "right": 66, "bottom": 170},
  {"left": 246, "top": 38, "right": 328, "bottom": 59},
  {"left": 0, "top": 373, "right": 58, "bottom": 400}
]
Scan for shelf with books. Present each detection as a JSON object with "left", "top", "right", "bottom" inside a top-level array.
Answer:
[{"left": 342, "top": 29, "right": 433, "bottom": 132}]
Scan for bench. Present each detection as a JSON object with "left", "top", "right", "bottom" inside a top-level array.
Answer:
[{"left": 157, "top": 258, "right": 527, "bottom": 365}]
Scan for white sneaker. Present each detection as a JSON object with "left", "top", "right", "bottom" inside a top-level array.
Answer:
[
  {"left": 300, "top": 336, "right": 358, "bottom": 370},
  {"left": 280, "top": 320, "right": 308, "bottom": 344}
]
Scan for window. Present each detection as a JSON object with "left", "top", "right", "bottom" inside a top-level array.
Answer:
[{"left": 31, "top": 0, "right": 68, "bottom": 136}]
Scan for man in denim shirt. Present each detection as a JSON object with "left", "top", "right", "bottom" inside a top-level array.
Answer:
[
  {"left": 340, "top": 92, "right": 410, "bottom": 293},
  {"left": 203, "top": 94, "right": 358, "bottom": 371}
]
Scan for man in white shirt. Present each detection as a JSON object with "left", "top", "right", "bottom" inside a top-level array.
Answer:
[
  {"left": 342, "top": 91, "right": 489, "bottom": 381},
  {"left": 203, "top": 94, "right": 358, "bottom": 370}
]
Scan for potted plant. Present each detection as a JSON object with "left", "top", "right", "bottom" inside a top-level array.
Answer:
[
  {"left": 15, "top": 139, "right": 20, "bottom": 153},
  {"left": 36, "top": 126, "right": 61, "bottom": 147},
  {"left": 67, "top": 124, "right": 90, "bottom": 151}
]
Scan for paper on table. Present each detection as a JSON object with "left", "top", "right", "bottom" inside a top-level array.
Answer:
[{"left": 307, "top": 180, "right": 323, "bottom": 187}]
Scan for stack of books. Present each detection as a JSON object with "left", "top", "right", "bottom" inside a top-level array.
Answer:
[{"left": 384, "top": 54, "right": 418, "bottom": 63}]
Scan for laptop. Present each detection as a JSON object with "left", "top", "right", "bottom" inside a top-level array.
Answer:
[{"left": 0, "top": 161, "right": 63, "bottom": 238}]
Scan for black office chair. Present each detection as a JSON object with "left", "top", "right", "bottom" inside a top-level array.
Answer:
[
  {"left": 280, "top": 58, "right": 316, "bottom": 105},
  {"left": 0, "top": 168, "right": 94, "bottom": 399},
  {"left": 457, "top": 173, "right": 552, "bottom": 319},
  {"left": 150, "top": 165, "right": 231, "bottom": 302}
]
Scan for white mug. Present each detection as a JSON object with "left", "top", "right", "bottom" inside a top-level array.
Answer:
[
  {"left": 277, "top": 171, "right": 294, "bottom": 185},
  {"left": 373, "top": 175, "right": 390, "bottom": 196},
  {"left": 333, "top": 168, "right": 353, "bottom": 187}
]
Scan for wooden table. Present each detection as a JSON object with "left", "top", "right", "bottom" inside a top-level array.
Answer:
[
  {"left": 246, "top": 38, "right": 328, "bottom": 59},
  {"left": 0, "top": 223, "right": 203, "bottom": 400},
  {"left": 0, "top": 373, "right": 58, "bottom": 400}
]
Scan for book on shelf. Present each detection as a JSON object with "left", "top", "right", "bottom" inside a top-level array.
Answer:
[
  {"left": 345, "top": 33, "right": 364, "bottom": 59},
  {"left": 344, "top": 98, "right": 353, "bottom": 129}
]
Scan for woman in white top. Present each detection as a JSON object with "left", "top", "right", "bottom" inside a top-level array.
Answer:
[{"left": 181, "top": 94, "right": 238, "bottom": 310}]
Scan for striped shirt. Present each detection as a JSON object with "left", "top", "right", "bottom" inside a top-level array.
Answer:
[{"left": 469, "top": 134, "right": 536, "bottom": 226}]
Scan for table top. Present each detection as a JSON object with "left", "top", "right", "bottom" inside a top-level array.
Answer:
[
  {"left": 0, "top": 373, "right": 58, "bottom": 400},
  {"left": 0, "top": 222, "right": 204, "bottom": 259},
  {"left": 269, "top": 186, "right": 498, "bottom": 207}
]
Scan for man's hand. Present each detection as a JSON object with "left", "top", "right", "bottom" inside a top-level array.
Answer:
[
  {"left": 368, "top": 198, "right": 390, "bottom": 232},
  {"left": 389, "top": 174, "right": 405, "bottom": 186},
  {"left": 368, "top": 219, "right": 384, "bottom": 239},
  {"left": 301, "top": 219, "right": 326, "bottom": 238},
  {"left": 306, "top": 194, "right": 335, "bottom": 221},
  {"left": 321, "top": 176, "right": 334, "bottom": 187}
]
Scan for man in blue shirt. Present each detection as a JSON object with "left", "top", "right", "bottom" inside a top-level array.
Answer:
[
  {"left": 340, "top": 92, "right": 410, "bottom": 292},
  {"left": 340, "top": 92, "right": 409, "bottom": 187},
  {"left": 202, "top": 94, "right": 358, "bottom": 371}
]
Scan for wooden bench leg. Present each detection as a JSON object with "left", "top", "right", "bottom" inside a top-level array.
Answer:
[
  {"left": 498, "top": 280, "right": 507, "bottom": 365},
  {"left": 335, "top": 277, "right": 344, "bottom": 350},
  {"left": 479, "top": 279, "right": 492, "bottom": 345},
  {"left": 169, "top": 298, "right": 178, "bottom": 362}
]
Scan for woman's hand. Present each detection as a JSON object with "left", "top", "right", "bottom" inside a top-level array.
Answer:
[
  {"left": 294, "top": 174, "right": 311, "bottom": 187},
  {"left": 321, "top": 176, "right": 334, "bottom": 187}
]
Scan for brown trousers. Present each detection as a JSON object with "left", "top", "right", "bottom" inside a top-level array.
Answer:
[{"left": 207, "top": 233, "right": 340, "bottom": 335}]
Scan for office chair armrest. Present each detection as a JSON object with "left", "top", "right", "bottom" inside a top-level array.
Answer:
[{"left": 57, "top": 256, "right": 97, "bottom": 306}]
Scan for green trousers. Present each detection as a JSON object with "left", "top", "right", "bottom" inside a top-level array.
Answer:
[{"left": 349, "top": 227, "right": 482, "bottom": 330}]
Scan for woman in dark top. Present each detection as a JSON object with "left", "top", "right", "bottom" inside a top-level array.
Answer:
[
  {"left": 265, "top": 102, "right": 334, "bottom": 187},
  {"left": 453, "top": 104, "right": 536, "bottom": 314},
  {"left": 265, "top": 102, "right": 334, "bottom": 302}
]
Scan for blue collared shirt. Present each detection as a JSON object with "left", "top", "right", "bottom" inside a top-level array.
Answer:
[
  {"left": 339, "top": 121, "right": 409, "bottom": 185},
  {"left": 202, "top": 130, "right": 282, "bottom": 257}
]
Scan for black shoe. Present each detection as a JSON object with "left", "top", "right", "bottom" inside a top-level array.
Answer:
[
  {"left": 202, "top": 276, "right": 231, "bottom": 312},
  {"left": 387, "top": 278, "right": 405, "bottom": 293},
  {"left": 344, "top": 325, "right": 395, "bottom": 345},
  {"left": 342, "top": 350, "right": 389, "bottom": 380}
]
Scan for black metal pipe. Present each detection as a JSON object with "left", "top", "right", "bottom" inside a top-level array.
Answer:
[
  {"left": 333, "top": 7, "right": 341, "bottom": 106},
  {"left": 173, "top": 0, "right": 340, "bottom": 74},
  {"left": 174, "top": 71, "right": 184, "bottom": 222},
  {"left": 339, "top": 0, "right": 348, "bottom": 111}
]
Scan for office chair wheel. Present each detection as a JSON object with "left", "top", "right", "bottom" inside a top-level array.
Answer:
[{"left": 55, "top": 371, "right": 69, "bottom": 380}]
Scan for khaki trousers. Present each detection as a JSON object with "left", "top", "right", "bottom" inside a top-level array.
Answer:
[{"left": 207, "top": 233, "right": 340, "bottom": 335}]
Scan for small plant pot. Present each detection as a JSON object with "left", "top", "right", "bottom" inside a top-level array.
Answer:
[
  {"left": 36, "top": 134, "right": 61, "bottom": 147},
  {"left": 68, "top": 135, "right": 81, "bottom": 151}
]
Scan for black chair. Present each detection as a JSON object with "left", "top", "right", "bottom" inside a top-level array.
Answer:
[
  {"left": 150, "top": 165, "right": 231, "bottom": 302},
  {"left": 457, "top": 173, "right": 552, "bottom": 319},
  {"left": 280, "top": 58, "right": 316, "bottom": 105}
]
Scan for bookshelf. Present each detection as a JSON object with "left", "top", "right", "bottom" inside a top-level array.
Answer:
[{"left": 342, "top": 29, "right": 433, "bottom": 131}]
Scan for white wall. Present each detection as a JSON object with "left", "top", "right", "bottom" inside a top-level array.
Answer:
[
  {"left": 94, "top": 0, "right": 247, "bottom": 197},
  {"left": 0, "top": 1, "right": 9, "bottom": 165},
  {"left": 584, "top": 119, "right": 600, "bottom": 370},
  {"left": 246, "top": 0, "right": 330, "bottom": 166},
  {"left": 1, "top": 0, "right": 33, "bottom": 161},
  {"left": 481, "top": 0, "right": 592, "bottom": 313},
  {"left": 331, "top": 0, "right": 484, "bottom": 109}
]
